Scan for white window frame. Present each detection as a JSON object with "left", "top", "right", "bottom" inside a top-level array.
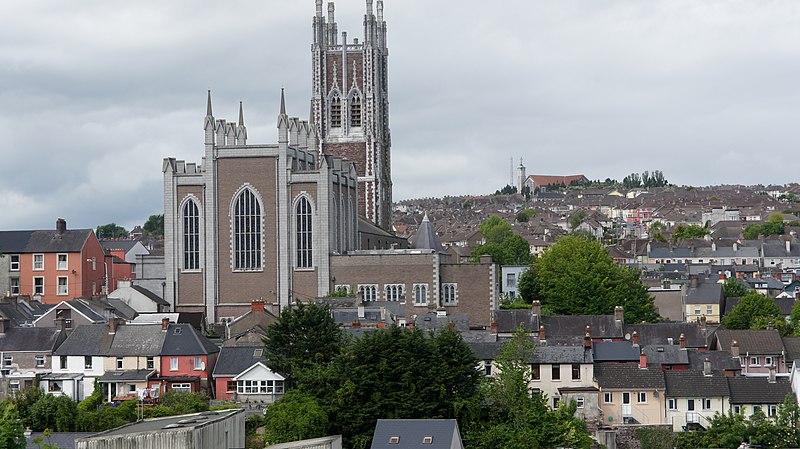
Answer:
[
  {"left": 33, "top": 254, "right": 44, "bottom": 271},
  {"left": 33, "top": 277, "right": 45, "bottom": 295},
  {"left": 358, "top": 284, "right": 378, "bottom": 301},
  {"left": 35, "top": 355, "right": 45, "bottom": 368},
  {"left": 2, "top": 355, "right": 12, "bottom": 367},
  {"left": 57, "top": 253, "right": 68, "bottom": 270},
  {"left": 295, "top": 196, "right": 313, "bottom": 269},
  {"left": 768, "top": 404, "right": 778, "bottom": 417},
  {"left": 48, "top": 381, "right": 63, "bottom": 393},
  {"left": 231, "top": 187, "right": 263, "bottom": 272},
  {"left": 765, "top": 356, "right": 774, "bottom": 366},
  {"left": 170, "top": 357, "right": 178, "bottom": 371},
  {"left": 9, "top": 380, "right": 20, "bottom": 392},
  {"left": 693, "top": 306, "right": 701, "bottom": 316},
  {"left": 750, "top": 356, "right": 759, "bottom": 366},
  {"left": 575, "top": 396, "right": 585, "bottom": 409},
  {"left": 334, "top": 285, "right": 351, "bottom": 295},
  {"left": 442, "top": 283, "right": 458, "bottom": 306},
  {"left": 182, "top": 199, "right": 201, "bottom": 272},
  {"left": 706, "top": 305, "right": 713, "bottom": 315},
  {"left": 668, "top": 398, "right": 677, "bottom": 410},
  {"left": 116, "top": 358, "right": 123, "bottom": 370},
  {"left": 171, "top": 383, "right": 191, "bottom": 392},
  {"left": 194, "top": 356, "right": 203, "bottom": 370},
  {"left": 384, "top": 284, "right": 404, "bottom": 301},
  {"left": 638, "top": 392, "right": 647, "bottom": 403},
  {"left": 702, "top": 398, "right": 712, "bottom": 410},
  {"left": 604, "top": 392, "right": 613, "bottom": 404},
  {"left": 146, "top": 357, "right": 155, "bottom": 370},
  {"left": 57, "top": 276, "right": 68, "bottom": 296},
  {"left": 413, "top": 284, "right": 428, "bottom": 306},
  {"left": 9, "top": 278, "right": 20, "bottom": 295},
  {"left": 84, "top": 356, "right": 93, "bottom": 370},
  {"left": 9, "top": 255, "right": 20, "bottom": 271}
]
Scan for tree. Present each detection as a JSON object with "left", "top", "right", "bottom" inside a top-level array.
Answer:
[
  {"left": 95, "top": 223, "right": 129, "bottom": 239},
  {"left": 515, "top": 208, "right": 535, "bottom": 223},
  {"left": 530, "top": 235, "right": 659, "bottom": 322},
  {"left": 569, "top": 210, "right": 588, "bottom": 231},
  {"left": 264, "top": 302, "right": 344, "bottom": 383},
  {"left": 158, "top": 391, "right": 209, "bottom": 415},
  {"left": 673, "top": 224, "right": 709, "bottom": 240},
  {"left": 623, "top": 173, "right": 642, "bottom": 189},
  {"left": 0, "top": 402, "right": 25, "bottom": 449},
  {"left": 142, "top": 214, "right": 164, "bottom": 239},
  {"left": 29, "top": 394, "right": 76, "bottom": 432},
  {"left": 722, "top": 291, "right": 782, "bottom": 330},
  {"left": 262, "top": 390, "right": 329, "bottom": 445},
  {"left": 471, "top": 216, "right": 532, "bottom": 266},
  {"left": 744, "top": 212, "right": 786, "bottom": 239},
  {"left": 722, "top": 278, "right": 749, "bottom": 298}
]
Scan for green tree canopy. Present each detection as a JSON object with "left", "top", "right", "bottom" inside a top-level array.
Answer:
[
  {"left": 722, "top": 278, "right": 749, "bottom": 298},
  {"left": 673, "top": 224, "right": 709, "bottom": 240},
  {"left": 0, "top": 402, "right": 25, "bottom": 449},
  {"left": 722, "top": 291, "right": 782, "bottom": 330},
  {"left": 471, "top": 216, "right": 532, "bottom": 265},
  {"left": 744, "top": 212, "right": 786, "bottom": 239},
  {"left": 521, "top": 235, "right": 659, "bottom": 322},
  {"left": 262, "top": 390, "right": 329, "bottom": 445},
  {"left": 264, "top": 302, "right": 344, "bottom": 383},
  {"left": 95, "top": 223, "right": 128, "bottom": 239},
  {"left": 142, "top": 214, "right": 164, "bottom": 239}
]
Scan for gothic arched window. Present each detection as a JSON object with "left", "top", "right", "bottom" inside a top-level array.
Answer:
[
  {"left": 330, "top": 94, "right": 342, "bottom": 128},
  {"left": 296, "top": 196, "right": 313, "bottom": 268},
  {"left": 350, "top": 92, "right": 362, "bottom": 127},
  {"left": 183, "top": 199, "right": 199, "bottom": 271},
  {"left": 232, "top": 188, "right": 262, "bottom": 270}
]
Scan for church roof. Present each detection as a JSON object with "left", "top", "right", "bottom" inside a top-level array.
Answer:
[{"left": 412, "top": 214, "right": 443, "bottom": 252}]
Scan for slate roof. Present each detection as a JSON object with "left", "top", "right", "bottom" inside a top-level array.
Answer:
[
  {"left": 495, "top": 310, "right": 539, "bottom": 333},
  {"left": 664, "top": 370, "right": 730, "bottom": 397},
  {"left": 727, "top": 377, "right": 792, "bottom": 404},
  {"left": 782, "top": 336, "right": 800, "bottom": 362},
  {"left": 54, "top": 324, "right": 114, "bottom": 356},
  {"left": 131, "top": 285, "right": 169, "bottom": 306},
  {"left": 468, "top": 342, "right": 503, "bottom": 360},
  {"left": 212, "top": 346, "right": 268, "bottom": 377},
  {"left": 762, "top": 242, "right": 800, "bottom": 258},
  {"left": 371, "top": 419, "right": 462, "bottom": 449},
  {"left": 687, "top": 349, "right": 742, "bottom": 372},
  {"left": 592, "top": 341, "right": 640, "bottom": 362},
  {"left": 160, "top": 323, "right": 219, "bottom": 356},
  {"left": 594, "top": 364, "right": 665, "bottom": 389},
  {"left": 715, "top": 329, "right": 785, "bottom": 355},
  {"left": 626, "top": 323, "right": 710, "bottom": 349},
  {"left": 649, "top": 247, "right": 692, "bottom": 259},
  {"left": 0, "top": 327, "right": 65, "bottom": 352},
  {"left": 642, "top": 345, "right": 689, "bottom": 366},
  {"left": 531, "top": 346, "right": 593, "bottom": 364},
  {"left": 414, "top": 313, "right": 470, "bottom": 332},
  {"left": 0, "top": 303, "right": 36, "bottom": 326},
  {"left": 685, "top": 282, "right": 724, "bottom": 305},
  {"left": 108, "top": 324, "right": 166, "bottom": 356},
  {"left": 24, "top": 229, "right": 92, "bottom": 253},
  {"left": 542, "top": 315, "right": 623, "bottom": 339},
  {"left": 105, "top": 299, "right": 138, "bottom": 321},
  {"left": 411, "top": 215, "right": 444, "bottom": 253},
  {"left": 0, "top": 231, "right": 33, "bottom": 253}
]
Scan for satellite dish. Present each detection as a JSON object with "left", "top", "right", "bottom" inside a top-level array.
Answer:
[{"left": 625, "top": 333, "right": 631, "bottom": 340}]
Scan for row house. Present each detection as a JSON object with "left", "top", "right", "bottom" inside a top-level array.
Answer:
[
  {"left": 713, "top": 329, "right": 788, "bottom": 376},
  {"left": 0, "top": 219, "right": 110, "bottom": 303},
  {"left": 212, "top": 344, "right": 285, "bottom": 404},
  {"left": 0, "top": 317, "right": 65, "bottom": 399}
]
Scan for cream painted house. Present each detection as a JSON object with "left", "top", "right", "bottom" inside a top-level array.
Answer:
[
  {"left": 596, "top": 363, "right": 666, "bottom": 426},
  {"left": 664, "top": 368, "right": 730, "bottom": 431}
]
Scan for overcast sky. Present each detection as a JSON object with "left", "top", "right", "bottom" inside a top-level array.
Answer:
[{"left": 1, "top": 0, "right": 799, "bottom": 231}]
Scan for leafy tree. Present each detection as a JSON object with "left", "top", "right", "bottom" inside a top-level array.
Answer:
[
  {"left": 744, "top": 213, "right": 786, "bottom": 239},
  {"left": 471, "top": 216, "right": 532, "bottom": 265},
  {"left": 142, "top": 214, "right": 164, "bottom": 239},
  {"left": 623, "top": 173, "right": 642, "bottom": 189},
  {"left": 262, "top": 390, "right": 329, "bottom": 445},
  {"left": 529, "top": 235, "right": 659, "bottom": 322},
  {"left": 9, "top": 386, "right": 44, "bottom": 429},
  {"left": 30, "top": 395, "right": 76, "bottom": 432},
  {"left": 95, "top": 223, "right": 129, "bottom": 239},
  {"left": 673, "top": 224, "right": 709, "bottom": 240},
  {"left": 0, "top": 402, "right": 25, "bottom": 449},
  {"left": 31, "top": 428, "right": 63, "bottom": 449},
  {"left": 569, "top": 210, "right": 588, "bottom": 231},
  {"left": 494, "top": 185, "right": 517, "bottom": 195},
  {"left": 158, "top": 391, "right": 209, "bottom": 415},
  {"left": 722, "top": 278, "right": 749, "bottom": 298},
  {"left": 723, "top": 291, "right": 782, "bottom": 330},
  {"left": 517, "top": 267, "right": 540, "bottom": 304},
  {"left": 264, "top": 302, "right": 344, "bottom": 383},
  {"left": 515, "top": 208, "right": 535, "bottom": 223}
]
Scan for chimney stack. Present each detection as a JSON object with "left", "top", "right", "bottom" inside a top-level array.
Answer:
[
  {"left": 639, "top": 350, "right": 647, "bottom": 369},
  {"left": 690, "top": 275, "right": 699, "bottom": 288},
  {"left": 56, "top": 218, "right": 67, "bottom": 235},
  {"left": 531, "top": 300, "right": 541, "bottom": 316},
  {"left": 632, "top": 331, "right": 639, "bottom": 346},
  {"left": 731, "top": 340, "right": 740, "bottom": 358},
  {"left": 0, "top": 317, "right": 9, "bottom": 334},
  {"left": 539, "top": 325, "right": 545, "bottom": 342},
  {"left": 162, "top": 317, "right": 170, "bottom": 331},
  {"left": 787, "top": 240, "right": 792, "bottom": 255},
  {"left": 251, "top": 299, "right": 266, "bottom": 314},
  {"left": 490, "top": 320, "right": 497, "bottom": 333},
  {"left": 700, "top": 316, "right": 707, "bottom": 331},
  {"left": 583, "top": 332, "right": 592, "bottom": 349},
  {"left": 352, "top": 319, "right": 361, "bottom": 329},
  {"left": 108, "top": 317, "right": 117, "bottom": 335},
  {"left": 54, "top": 318, "right": 66, "bottom": 332},
  {"left": 769, "top": 365, "right": 777, "bottom": 383},
  {"left": 585, "top": 324, "right": 592, "bottom": 339},
  {"left": 679, "top": 333, "right": 686, "bottom": 349},
  {"left": 703, "top": 358, "right": 712, "bottom": 376},
  {"left": 614, "top": 306, "right": 624, "bottom": 323}
]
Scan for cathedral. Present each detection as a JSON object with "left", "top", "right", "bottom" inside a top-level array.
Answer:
[{"left": 163, "top": 1, "right": 498, "bottom": 325}]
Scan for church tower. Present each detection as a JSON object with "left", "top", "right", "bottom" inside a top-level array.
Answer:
[{"left": 311, "top": 0, "right": 392, "bottom": 230}]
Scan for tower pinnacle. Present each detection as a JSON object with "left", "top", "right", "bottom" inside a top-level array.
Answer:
[{"left": 206, "top": 90, "right": 213, "bottom": 117}]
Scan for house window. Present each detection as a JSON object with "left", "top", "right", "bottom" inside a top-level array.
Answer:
[
  {"left": 330, "top": 94, "right": 342, "bottom": 128},
  {"left": 171, "top": 383, "right": 191, "bottom": 392},
  {"left": 57, "top": 277, "right": 68, "bottom": 296},
  {"left": 507, "top": 272, "right": 517, "bottom": 288},
  {"left": 116, "top": 358, "right": 123, "bottom": 369},
  {"left": 295, "top": 196, "right": 313, "bottom": 268},
  {"left": 57, "top": 254, "right": 68, "bottom": 270},
  {"left": 9, "top": 381, "right": 20, "bottom": 392},
  {"left": 358, "top": 284, "right": 378, "bottom": 301},
  {"left": 769, "top": 405, "right": 778, "bottom": 417},
  {"left": 706, "top": 305, "right": 713, "bottom": 315},
  {"left": 227, "top": 380, "right": 237, "bottom": 392},
  {"left": 668, "top": 398, "right": 677, "bottom": 410},
  {"left": 575, "top": 396, "right": 585, "bottom": 409},
  {"left": 350, "top": 92, "right": 362, "bottom": 127},
  {"left": 33, "top": 277, "right": 44, "bottom": 295},
  {"left": 35, "top": 355, "right": 45, "bottom": 368},
  {"left": 385, "top": 284, "right": 404, "bottom": 301},
  {"left": 750, "top": 356, "right": 759, "bottom": 366},
  {"left": 604, "top": 392, "right": 614, "bottom": 403},
  {"left": 194, "top": 357, "right": 203, "bottom": 370},
  {"left": 638, "top": 392, "right": 647, "bottom": 403},
  {"left": 146, "top": 357, "right": 154, "bottom": 370},
  {"left": 49, "top": 381, "right": 62, "bottom": 392},
  {"left": 128, "top": 384, "right": 136, "bottom": 393},
  {"left": 531, "top": 364, "right": 541, "bottom": 381},
  {"left": 442, "top": 283, "right": 457, "bottom": 306},
  {"left": 2, "top": 355, "right": 12, "bottom": 367},
  {"left": 84, "top": 356, "right": 93, "bottom": 370},
  {"left": 183, "top": 199, "right": 200, "bottom": 271},
  {"left": 765, "top": 356, "right": 774, "bottom": 366},
  {"left": 484, "top": 361, "right": 492, "bottom": 377},
  {"left": 33, "top": 254, "right": 44, "bottom": 270},
  {"left": 734, "top": 405, "right": 741, "bottom": 414},
  {"left": 572, "top": 364, "right": 581, "bottom": 380},
  {"left": 334, "top": 285, "right": 351, "bottom": 295},
  {"left": 753, "top": 405, "right": 762, "bottom": 414},
  {"left": 60, "top": 356, "right": 67, "bottom": 370},
  {"left": 170, "top": 357, "right": 178, "bottom": 371},
  {"left": 9, "top": 255, "right": 20, "bottom": 271},
  {"left": 237, "top": 380, "right": 285, "bottom": 394},
  {"left": 694, "top": 306, "right": 701, "bottom": 316},
  {"left": 232, "top": 188, "right": 262, "bottom": 271},
  {"left": 10, "top": 278, "right": 19, "bottom": 295},
  {"left": 553, "top": 397, "right": 560, "bottom": 408},
  {"left": 552, "top": 364, "right": 561, "bottom": 380},
  {"left": 702, "top": 399, "right": 712, "bottom": 410},
  {"left": 413, "top": 284, "right": 428, "bottom": 306}
]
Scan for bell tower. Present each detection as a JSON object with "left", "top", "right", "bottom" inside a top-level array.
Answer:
[{"left": 311, "top": 0, "right": 392, "bottom": 230}]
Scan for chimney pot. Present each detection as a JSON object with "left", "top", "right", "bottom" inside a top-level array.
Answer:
[
  {"left": 583, "top": 332, "right": 592, "bottom": 349},
  {"left": 162, "top": 317, "right": 170, "bottom": 331},
  {"left": 614, "top": 306, "right": 625, "bottom": 323},
  {"left": 251, "top": 299, "right": 265, "bottom": 314},
  {"left": 632, "top": 331, "right": 639, "bottom": 346},
  {"left": 531, "top": 300, "right": 541, "bottom": 316},
  {"left": 679, "top": 333, "right": 687, "bottom": 349},
  {"left": 56, "top": 218, "right": 67, "bottom": 235},
  {"left": 539, "top": 324, "right": 545, "bottom": 341},
  {"left": 639, "top": 350, "right": 647, "bottom": 369},
  {"left": 108, "top": 317, "right": 117, "bottom": 334},
  {"left": 703, "top": 357, "right": 712, "bottom": 376},
  {"left": 731, "top": 340, "right": 740, "bottom": 358}
]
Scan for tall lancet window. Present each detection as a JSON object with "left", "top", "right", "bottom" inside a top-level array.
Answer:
[
  {"left": 330, "top": 94, "right": 342, "bottom": 128},
  {"left": 233, "top": 188, "right": 262, "bottom": 270},
  {"left": 350, "top": 93, "right": 362, "bottom": 128},
  {"left": 296, "top": 197, "right": 313, "bottom": 268},
  {"left": 183, "top": 200, "right": 200, "bottom": 271}
]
